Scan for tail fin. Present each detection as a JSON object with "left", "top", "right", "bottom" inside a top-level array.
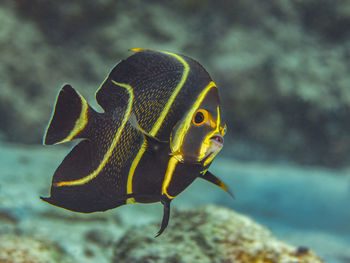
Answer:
[{"left": 43, "top": 85, "right": 93, "bottom": 145}]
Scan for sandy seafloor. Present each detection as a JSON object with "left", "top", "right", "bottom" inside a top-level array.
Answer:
[{"left": 0, "top": 141, "right": 349, "bottom": 263}]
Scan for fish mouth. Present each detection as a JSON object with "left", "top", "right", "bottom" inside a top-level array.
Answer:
[{"left": 210, "top": 135, "right": 224, "bottom": 146}]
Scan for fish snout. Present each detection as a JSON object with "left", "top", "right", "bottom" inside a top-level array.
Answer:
[{"left": 210, "top": 134, "right": 224, "bottom": 146}]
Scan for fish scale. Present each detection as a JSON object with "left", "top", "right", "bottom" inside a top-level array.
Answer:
[{"left": 41, "top": 49, "right": 232, "bottom": 236}]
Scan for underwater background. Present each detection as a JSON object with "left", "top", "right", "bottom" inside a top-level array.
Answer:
[{"left": 0, "top": 0, "right": 349, "bottom": 262}]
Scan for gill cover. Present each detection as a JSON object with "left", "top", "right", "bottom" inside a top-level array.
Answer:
[{"left": 170, "top": 82, "right": 226, "bottom": 166}]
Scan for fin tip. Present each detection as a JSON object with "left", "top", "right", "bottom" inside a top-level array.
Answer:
[
  {"left": 154, "top": 232, "right": 161, "bottom": 238},
  {"left": 129, "top": 48, "right": 148, "bottom": 52},
  {"left": 40, "top": 196, "right": 49, "bottom": 202}
]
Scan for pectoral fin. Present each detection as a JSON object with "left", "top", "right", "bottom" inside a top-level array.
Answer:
[
  {"left": 199, "top": 171, "right": 235, "bottom": 199},
  {"left": 129, "top": 113, "right": 168, "bottom": 143},
  {"left": 129, "top": 113, "right": 169, "bottom": 155}
]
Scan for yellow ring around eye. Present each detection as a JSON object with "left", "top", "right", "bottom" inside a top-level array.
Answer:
[{"left": 192, "top": 109, "right": 209, "bottom": 126}]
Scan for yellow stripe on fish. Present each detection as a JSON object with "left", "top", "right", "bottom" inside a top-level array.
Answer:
[
  {"left": 55, "top": 81, "right": 134, "bottom": 187},
  {"left": 126, "top": 50, "right": 190, "bottom": 202},
  {"left": 41, "top": 49, "right": 231, "bottom": 238}
]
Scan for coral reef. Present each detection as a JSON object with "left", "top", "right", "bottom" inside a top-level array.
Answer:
[
  {"left": 112, "top": 205, "right": 323, "bottom": 263},
  {"left": 0, "top": 144, "right": 347, "bottom": 262},
  {"left": 0, "top": 3, "right": 107, "bottom": 144},
  {"left": 0, "top": 235, "right": 73, "bottom": 263},
  {"left": 210, "top": 0, "right": 350, "bottom": 167}
]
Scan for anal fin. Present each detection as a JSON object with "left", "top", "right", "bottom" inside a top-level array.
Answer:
[{"left": 41, "top": 139, "right": 125, "bottom": 213}]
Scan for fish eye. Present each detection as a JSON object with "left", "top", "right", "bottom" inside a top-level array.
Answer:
[{"left": 192, "top": 109, "right": 209, "bottom": 126}]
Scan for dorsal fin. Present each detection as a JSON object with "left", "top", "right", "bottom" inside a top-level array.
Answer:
[
  {"left": 95, "top": 78, "right": 131, "bottom": 113},
  {"left": 95, "top": 50, "right": 183, "bottom": 115}
]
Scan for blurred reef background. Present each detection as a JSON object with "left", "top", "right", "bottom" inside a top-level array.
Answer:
[
  {"left": 0, "top": 0, "right": 349, "bottom": 262},
  {"left": 1, "top": 0, "right": 350, "bottom": 167}
]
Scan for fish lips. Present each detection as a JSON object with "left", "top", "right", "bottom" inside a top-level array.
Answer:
[
  {"left": 199, "top": 134, "right": 224, "bottom": 164},
  {"left": 210, "top": 134, "right": 224, "bottom": 147}
]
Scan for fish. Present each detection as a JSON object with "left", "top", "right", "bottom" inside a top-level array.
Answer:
[{"left": 41, "top": 48, "right": 233, "bottom": 236}]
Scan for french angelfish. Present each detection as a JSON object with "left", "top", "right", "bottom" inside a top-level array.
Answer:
[{"left": 41, "top": 49, "right": 233, "bottom": 236}]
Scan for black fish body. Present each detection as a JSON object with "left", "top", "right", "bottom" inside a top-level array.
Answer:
[{"left": 41, "top": 49, "right": 232, "bottom": 236}]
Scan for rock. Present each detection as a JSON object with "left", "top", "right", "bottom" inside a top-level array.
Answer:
[
  {"left": 112, "top": 205, "right": 323, "bottom": 263},
  {"left": 0, "top": 234, "right": 73, "bottom": 263}
]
